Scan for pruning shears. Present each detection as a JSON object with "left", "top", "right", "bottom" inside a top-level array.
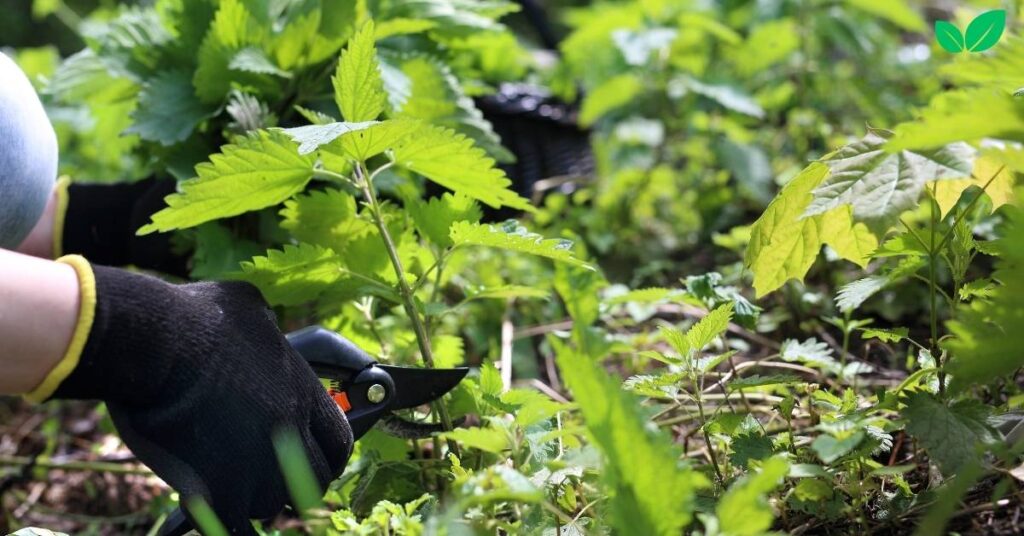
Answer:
[{"left": 158, "top": 325, "right": 468, "bottom": 536}]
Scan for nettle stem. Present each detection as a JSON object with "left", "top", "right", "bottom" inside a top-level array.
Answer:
[{"left": 353, "top": 162, "right": 460, "bottom": 456}]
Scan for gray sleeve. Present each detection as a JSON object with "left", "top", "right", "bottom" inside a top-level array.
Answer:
[{"left": 0, "top": 51, "right": 58, "bottom": 250}]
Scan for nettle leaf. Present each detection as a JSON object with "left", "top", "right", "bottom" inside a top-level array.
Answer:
[
  {"left": 406, "top": 193, "right": 482, "bottom": 247},
  {"left": 730, "top": 433, "right": 775, "bottom": 468},
  {"left": 229, "top": 47, "right": 292, "bottom": 78},
  {"left": 887, "top": 89, "right": 1024, "bottom": 151},
  {"left": 443, "top": 426, "right": 510, "bottom": 454},
  {"left": 804, "top": 130, "right": 975, "bottom": 233},
  {"left": 745, "top": 163, "right": 878, "bottom": 297},
  {"left": 945, "top": 206, "right": 1024, "bottom": 390},
  {"left": 193, "top": 0, "right": 270, "bottom": 104},
  {"left": 686, "top": 303, "right": 734, "bottom": 351},
  {"left": 902, "top": 391, "right": 997, "bottom": 474},
  {"left": 860, "top": 327, "right": 909, "bottom": 343},
  {"left": 126, "top": 70, "right": 212, "bottom": 146},
  {"left": 383, "top": 53, "right": 512, "bottom": 162},
  {"left": 728, "top": 18, "right": 800, "bottom": 76},
  {"left": 729, "top": 374, "right": 802, "bottom": 390},
  {"left": 279, "top": 188, "right": 365, "bottom": 252},
  {"left": 139, "top": 130, "right": 315, "bottom": 234},
  {"left": 323, "top": 119, "right": 419, "bottom": 162},
  {"left": 238, "top": 243, "right": 343, "bottom": 306},
  {"left": 940, "top": 35, "right": 1024, "bottom": 91},
  {"left": 334, "top": 21, "right": 386, "bottom": 122},
  {"left": 835, "top": 257, "right": 925, "bottom": 312},
  {"left": 553, "top": 341, "right": 709, "bottom": 534},
  {"left": 716, "top": 456, "right": 789, "bottom": 536},
  {"left": 392, "top": 124, "right": 531, "bottom": 210},
  {"left": 279, "top": 121, "right": 379, "bottom": 154},
  {"left": 450, "top": 221, "right": 591, "bottom": 269},
  {"left": 934, "top": 21, "right": 965, "bottom": 53},
  {"left": 965, "top": 10, "right": 1006, "bottom": 53}
]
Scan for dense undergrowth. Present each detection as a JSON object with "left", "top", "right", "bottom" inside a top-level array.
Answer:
[{"left": 3, "top": 0, "right": 1024, "bottom": 534}]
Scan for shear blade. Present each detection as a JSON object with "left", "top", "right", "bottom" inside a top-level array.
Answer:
[{"left": 378, "top": 365, "right": 468, "bottom": 410}]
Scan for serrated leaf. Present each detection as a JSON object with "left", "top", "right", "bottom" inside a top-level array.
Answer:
[
  {"left": 126, "top": 70, "right": 211, "bottom": 146},
  {"left": 383, "top": 53, "right": 512, "bottom": 161},
  {"left": 139, "top": 131, "right": 315, "bottom": 234},
  {"left": 323, "top": 119, "right": 420, "bottom": 163},
  {"left": 686, "top": 303, "right": 733, "bottom": 351},
  {"left": 406, "top": 192, "right": 482, "bottom": 247},
  {"left": 444, "top": 426, "right": 510, "bottom": 454},
  {"left": 553, "top": 341, "right": 708, "bottom": 535},
  {"left": 190, "top": 223, "right": 263, "bottom": 280},
  {"left": 334, "top": 21, "right": 386, "bottom": 122},
  {"left": 730, "top": 434, "right": 775, "bottom": 468},
  {"left": 745, "top": 163, "right": 878, "bottom": 297},
  {"left": 192, "top": 0, "right": 269, "bottom": 104},
  {"left": 805, "top": 131, "right": 975, "bottom": 232},
  {"left": 860, "top": 327, "right": 909, "bottom": 343},
  {"left": 229, "top": 47, "right": 292, "bottom": 78},
  {"left": 902, "top": 391, "right": 997, "bottom": 474},
  {"left": 391, "top": 123, "right": 531, "bottom": 210},
  {"left": 450, "top": 221, "right": 591, "bottom": 268},
  {"left": 945, "top": 206, "right": 1024, "bottom": 390},
  {"left": 887, "top": 89, "right": 1024, "bottom": 151},
  {"left": 965, "top": 10, "right": 1005, "bottom": 53},
  {"left": 934, "top": 21, "right": 965, "bottom": 53},
  {"left": 279, "top": 188, "right": 365, "bottom": 252},
  {"left": 716, "top": 456, "right": 789, "bottom": 536},
  {"left": 729, "top": 374, "right": 802, "bottom": 389},
  {"left": 940, "top": 35, "right": 1024, "bottom": 91},
  {"left": 835, "top": 257, "right": 925, "bottom": 312},
  {"left": 605, "top": 287, "right": 681, "bottom": 305},
  {"left": 238, "top": 243, "right": 343, "bottom": 306},
  {"left": 279, "top": 121, "right": 379, "bottom": 155}
]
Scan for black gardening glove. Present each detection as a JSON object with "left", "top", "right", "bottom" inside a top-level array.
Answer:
[
  {"left": 61, "top": 178, "right": 190, "bottom": 277},
  {"left": 48, "top": 261, "right": 353, "bottom": 534}
]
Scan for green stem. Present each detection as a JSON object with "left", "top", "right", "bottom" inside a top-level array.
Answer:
[
  {"left": 927, "top": 183, "right": 944, "bottom": 397},
  {"left": 354, "top": 162, "right": 460, "bottom": 456}
]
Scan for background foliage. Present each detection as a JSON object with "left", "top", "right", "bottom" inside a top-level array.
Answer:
[{"left": 3, "top": 0, "right": 1024, "bottom": 535}]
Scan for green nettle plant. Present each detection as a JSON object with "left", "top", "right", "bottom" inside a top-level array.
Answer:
[{"left": 9, "top": 0, "right": 1024, "bottom": 534}]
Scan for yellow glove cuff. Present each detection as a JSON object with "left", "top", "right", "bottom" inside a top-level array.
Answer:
[
  {"left": 24, "top": 255, "right": 97, "bottom": 403},
  {"left": 51, "top": 175, "right": 72, "bottom": 259}
]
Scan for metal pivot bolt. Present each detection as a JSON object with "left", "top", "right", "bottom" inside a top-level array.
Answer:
[{"left": 367, "top": 383, "right": 387, "bottom": 404}]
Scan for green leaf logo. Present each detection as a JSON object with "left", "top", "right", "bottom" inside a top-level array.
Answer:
[
  {"left": 934, "top": 20, "right": 965, "bottom": 53},
  {"left": 935, "top": 10, "right": 1006, "bottom": 54},
  {"left": 965, "top": 10, "right": 1006, "bottom": 52}
]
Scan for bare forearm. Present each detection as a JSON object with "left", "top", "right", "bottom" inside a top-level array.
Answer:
[{"left": 0, "top": 248, "right": 80, "bottom": 394}]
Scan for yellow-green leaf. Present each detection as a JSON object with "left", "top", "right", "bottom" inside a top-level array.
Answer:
[
  {"left": 450, "top": 221, "right": 592, "bottom": 269},
  {"left": 238, "top": 243, "right": 343, "bottom": 306},
  {"left": 139, "top": 130, "right": 315, "bottom": 234},
  {"left": 333, "top": 21, "right": 385, "bottom": 122},
  {"left": 391, "top": 124, "right": 532, "bottom": 211},
  {"left": 746, "top": 163, "right": 878, "bottom": 297}
]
